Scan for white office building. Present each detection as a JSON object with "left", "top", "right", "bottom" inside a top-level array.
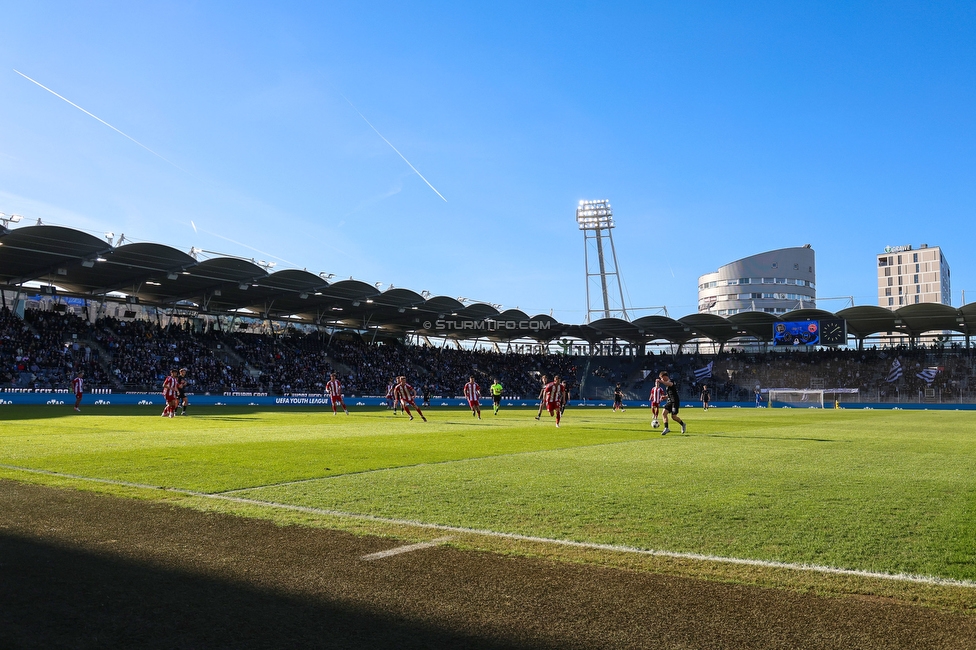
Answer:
[
  {"left": 877, "top": 244, "right": 950, "bottom": 309},
  {"left": 698, "top": 246, "right": 816, "bottom": 316}
]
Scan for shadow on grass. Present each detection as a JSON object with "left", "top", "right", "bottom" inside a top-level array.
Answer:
[
  {"left": 0, "top": 532, "right": 546, "bottom": 650},
  {"left": 697, "top": 432, "right": 841, "bottom": 443}
]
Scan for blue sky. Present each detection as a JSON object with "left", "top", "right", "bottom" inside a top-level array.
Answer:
[{"left": 2, "top": 2, "right": 975, "bottom": 321}]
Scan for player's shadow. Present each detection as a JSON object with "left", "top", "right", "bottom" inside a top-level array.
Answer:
[{"left": 0, "top": 532, "right": 548, "bottom": 650}]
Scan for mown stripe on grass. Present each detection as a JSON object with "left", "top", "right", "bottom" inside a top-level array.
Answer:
[
  {"left": 3, "top": 462, "right": 974, "bottom": 589},
  {"left": 213, "top": 436, "right": 663, "bottom": 495}
]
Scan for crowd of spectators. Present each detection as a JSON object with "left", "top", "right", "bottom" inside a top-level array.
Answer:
[
  {"left": 95, "top": 317, "right": 257, "bottom": 393},
  {"left": 612, "top": 347, "right": 975, "bottom": 402},
  {"left": 2, "top": 307, "right": 976, "bottom": 402},
  {"left": 0, "top": 308, "right": 109, "bottom": 389}
]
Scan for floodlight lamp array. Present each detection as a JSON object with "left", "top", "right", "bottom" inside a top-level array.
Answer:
[
  {"left": 576, "top": 199, "right": 613, "bottom": 230},
  {"left": 0, "top": 213, "right": 24, "bottom": 228}
]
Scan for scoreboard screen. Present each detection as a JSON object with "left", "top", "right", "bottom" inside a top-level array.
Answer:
[{"left": 772, "top": 320, "right": 820, "bottom": 346}]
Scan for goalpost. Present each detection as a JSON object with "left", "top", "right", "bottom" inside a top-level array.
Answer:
[
  {"left": 767, "top": 388, "right": 860, "bottom": 409},
  {"left": 767, "top": 389, "right": 826, "bottom": 409}
]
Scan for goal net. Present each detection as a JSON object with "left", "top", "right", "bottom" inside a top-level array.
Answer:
[{"left": 767, "top": 389, "right": 825, "bottom": 409}]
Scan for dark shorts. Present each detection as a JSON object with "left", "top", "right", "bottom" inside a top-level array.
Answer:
[
  {"left": 492, "top": 395, "right": 501, "bottom": 404},
  {"left": 663, "top": 401, "right": 679, "bottom": 416}
]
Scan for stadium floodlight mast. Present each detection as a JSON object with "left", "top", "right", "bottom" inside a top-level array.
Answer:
[
  {"left": 0, "top": 213, "right": 24, "bottom": 229},
  {"left": 576, "top": 199, "right": 630, "bottom": 323}
]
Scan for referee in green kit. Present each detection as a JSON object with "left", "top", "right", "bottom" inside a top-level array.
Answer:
[{"left": 490, "top": 378, "right": 504, "bottom": 415}]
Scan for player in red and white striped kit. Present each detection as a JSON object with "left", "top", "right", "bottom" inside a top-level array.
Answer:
[
  {"left": 386, "top": 379, "right": 399, "bottom": 414},
  {"left": 542, "top": 375, "right": 565, "bottom": 427},
  {"left": 71, "top": 370, "right": 84, "bottom": 412},
  {"left": 463, "top": 376, "right": 481, "bottom": 419},
  {"left": 161, "top": 369, "right": 179, "bottom": 418},
  {"left": 649, "top": 379, "right": 665, "bottom": 428},
  {"left": 394, "top": 376, "right": 426, "bottom": 422},
  {"left": 326, "top": 373, "right": 349, "bottom": 415}
]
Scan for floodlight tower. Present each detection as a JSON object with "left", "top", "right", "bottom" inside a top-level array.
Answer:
[{"left": 577, "top": 199, "right": 629, "bottom": 323}]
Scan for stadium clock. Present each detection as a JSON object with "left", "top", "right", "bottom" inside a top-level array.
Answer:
[{"left": 819, "top": 319, "right": 847, "bottom": 346}]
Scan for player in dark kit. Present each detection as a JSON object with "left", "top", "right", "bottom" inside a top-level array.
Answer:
[
  {"left": 658, "top": 371, "right": 686, "bottom": 435},
  {"left": 177, "top": 368, "right": 190, "bottom": 415},
  {"left": 700, "top": 384, "right": 710, "bottom": 411},
  {"left": 612, "top": 384, "right": 624, "bottom": 412}
]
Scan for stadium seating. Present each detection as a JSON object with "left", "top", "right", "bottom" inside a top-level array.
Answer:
[{"left": 1, "top": 306, "right": 974, "bottom": 402}]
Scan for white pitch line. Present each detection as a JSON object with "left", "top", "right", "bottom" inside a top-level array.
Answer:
[
  {"left": 2, "top": 463, "right": 974, "bottom": 589},
  {"left": 361, "top": 536, "right": 453, "bottom": 561}
]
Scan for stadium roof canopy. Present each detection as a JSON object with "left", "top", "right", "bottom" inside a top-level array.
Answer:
[{"left": 2, "top": 224, "right": 975, "bottom": 345}]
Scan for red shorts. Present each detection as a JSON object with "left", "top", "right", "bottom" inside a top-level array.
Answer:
[
  {"left": 468, "top": 399, "right": 479, "bottom": 409},
  {"left": 547, "top": 401, "right": 560, "bottom": 415},
  {"left": 401, "top": 399, "right": 417, "bottom": 408},
  {"left": 75, "top": 392, "right": 82, "bottom": 400},
  {"left": 330, "top": 395, "right": 344, "bottom": 406},
  {"left": 651, "top": 401, "right": 660, "bottom": 408}
]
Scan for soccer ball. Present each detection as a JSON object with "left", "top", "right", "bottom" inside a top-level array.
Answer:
[{"left": 651, "top": 418, "right": 659, "bottom": 428}]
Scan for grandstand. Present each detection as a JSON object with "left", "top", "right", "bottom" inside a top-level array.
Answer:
[{"left": 2, "top": 223, "right": 976, "bottom": 404}]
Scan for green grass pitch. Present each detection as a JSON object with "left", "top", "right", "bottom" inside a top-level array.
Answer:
[{"left": 2, "top": 405, "right": 975, "bottom": 583}]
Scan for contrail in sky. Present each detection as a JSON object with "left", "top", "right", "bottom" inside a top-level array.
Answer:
[
  {"left": 188, "top": 220, "right": 297, "bottom": 266},
  {"left": 13, "top": 69, "right": 188, "bottom": 173},
  {"left": 337, "top": 91, "right": 447, "bottom": 202}
]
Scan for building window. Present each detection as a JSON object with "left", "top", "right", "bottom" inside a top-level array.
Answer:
[
  {"left": 771, "top": 262, "right": 778, "bottom": 269},
  {"left": 739, "top": 278, "right": 750, "bottom": 284},
  {"left": 888, "top": 297, "right": 894, "bottom": 306},
  {"left": 913, "top": 253, "right": 918, "bottom": 263},
  {"left": 915, "top": 295, "right": 920, "bottom": 304},
  {"left": 913, "top": 274, "right": 918, "bottom": 283},
  {"left": 786, "top": 278, "right": 795, "bottom": 285},
  {"left": 916, "top": 285, "right": 920, "bottom": 293},
  {"left": 879, "top": 257, "right": 887, "bottom": 267},
  {"left": 898, "top": 296, "right": 904, "bottom": 305},
  {"left": 884, "top": 267, "right": 890, "bottom": 277},
  {"left": 888, "top": 277, "right": 893, "bottom": 286},
  {"left": 889, "top": 256, "right": 894, "bottom": 265},
  {"left": 915, "top": 263, "right": 919, "bottom": 273},
  {"left": 897, "top": 255, "right": 902, "bottom": 264},
  {"left": 885, "top": 288, "right": 891, "bottom": 296},
  {"left": 762, "top": 277, "right": 774, "bottom": 284},
  {"left": 898, "top": 277, "right": 903, "bottom": 285}
]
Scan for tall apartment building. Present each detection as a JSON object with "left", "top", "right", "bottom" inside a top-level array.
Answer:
[
  {"left": 876, "top": 244, "right": 950, "bottom": 309},
  {"left": 698, "top": 246, "right": 816, "bottom": 316}
]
